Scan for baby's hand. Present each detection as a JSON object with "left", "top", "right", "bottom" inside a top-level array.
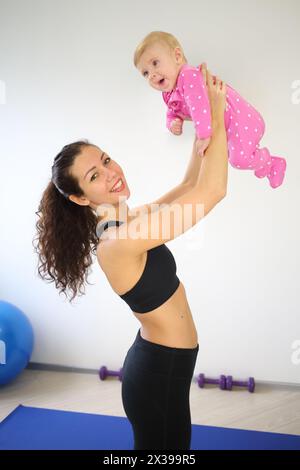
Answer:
[
  {"left": 170, "top": 118, "right": 183, "bottom": 135},
  {"left": 195, "top": 137, "right": 211, "bottom": 156}
]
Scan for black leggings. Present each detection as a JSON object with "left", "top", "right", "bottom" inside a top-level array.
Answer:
[{"left": 121, "top": 328, "right": 199, "bottom": 450}]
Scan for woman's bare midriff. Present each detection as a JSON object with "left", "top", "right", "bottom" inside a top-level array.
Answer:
[
  {"left": 98, "top": 243, "right": 198, "bottom": 349},
  {"left": 133, "top": 282, "right": 198, "bottom": 349}
]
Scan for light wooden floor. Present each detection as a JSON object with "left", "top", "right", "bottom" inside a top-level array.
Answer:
[{"left": 1, "top": 369, "right": 300, "bottom": 436}]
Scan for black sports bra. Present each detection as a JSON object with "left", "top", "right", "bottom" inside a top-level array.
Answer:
[{"left": 96, "top": 220, "right": 180, "bottom": 313}]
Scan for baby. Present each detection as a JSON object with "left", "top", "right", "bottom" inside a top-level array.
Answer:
[{"left": 134, "top": 31, "right": 287, "bottom": 189}]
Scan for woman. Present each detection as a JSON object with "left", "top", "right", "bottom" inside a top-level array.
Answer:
[{"left": 34, "top": 64, "right": 228, "bottom": 450}]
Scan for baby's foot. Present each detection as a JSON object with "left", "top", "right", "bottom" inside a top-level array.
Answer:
[
  {"left": 254, "top": 148, "right": 272, "bottom": 178},
  {"left": 267, "top": 157, "right": 287, "bottom": 188}
]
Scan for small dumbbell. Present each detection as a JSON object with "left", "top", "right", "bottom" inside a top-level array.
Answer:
[
  {"left": 226, "top": 375, "right": 255, "bottom": 393},
  {"left": 99, "top": 366, "right": 123, "bottom": 381},
  {"left": 197, "top": 373, "right": 226, "bottom": 390}
]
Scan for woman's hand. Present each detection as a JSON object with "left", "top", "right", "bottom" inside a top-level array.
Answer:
[
  {"left": 199, "top": 63, "right": 227, "bottom": 129},
  {"left": 195, "top": 137, "right": 211, "bottom": 157}
]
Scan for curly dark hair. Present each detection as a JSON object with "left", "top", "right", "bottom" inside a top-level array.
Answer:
[{"left": 33, "top": 140, "right": 99, "bottom": 303}]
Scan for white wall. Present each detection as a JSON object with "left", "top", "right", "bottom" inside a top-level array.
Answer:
[{"left": 0, "top": 0, "right": 299, "bottom": 384}]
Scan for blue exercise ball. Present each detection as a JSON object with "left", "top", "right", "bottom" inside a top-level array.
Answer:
[{"left": 0, "top": 300, "right": 34, "bottom": 386}]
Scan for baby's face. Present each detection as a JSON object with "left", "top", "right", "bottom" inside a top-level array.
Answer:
[{"left": 137, "top": 43, "right": 183, "bottom": 92}]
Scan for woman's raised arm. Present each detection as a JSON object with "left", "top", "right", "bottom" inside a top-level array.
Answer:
[
  {"left": 182, "top": 64, "right": 226, "bottom": 188},
  {"left": 195, "top": 64, "right": 228, "bottom": 194},
  {"left": 102, "top": 64, "right": 228, "bottom": 257}
]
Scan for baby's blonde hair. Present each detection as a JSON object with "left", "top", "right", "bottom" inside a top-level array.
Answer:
[{"left": 133, "top": 31, "right": 187, "bottom": 68}]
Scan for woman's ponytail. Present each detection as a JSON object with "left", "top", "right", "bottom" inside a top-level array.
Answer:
[{"left": 33, "top": 141, "right": 99, "bottom": 302}]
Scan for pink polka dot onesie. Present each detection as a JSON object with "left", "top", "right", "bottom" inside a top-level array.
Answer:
[{"left": 162, "top": 64, "right": 286, "bottom": 188}]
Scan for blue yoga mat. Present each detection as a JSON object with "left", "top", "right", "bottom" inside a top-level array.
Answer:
[{"left": 0, "top": 405, "right": 300, "bottom": 450}]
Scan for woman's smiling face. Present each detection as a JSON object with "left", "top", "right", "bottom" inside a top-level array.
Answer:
[{"left": 69, "top": 145, "right": 130, "bottom": 209}]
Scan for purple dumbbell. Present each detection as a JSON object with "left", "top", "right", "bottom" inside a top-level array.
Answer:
[
  {"left": 99, "top": 366, "right": 123, "bottom": 381},
  {"left": 226, "top": 375, "right": 255, "bottom": 393},
  {"left": 197, "top": 373, "right": 226, "bottom": 390}
]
